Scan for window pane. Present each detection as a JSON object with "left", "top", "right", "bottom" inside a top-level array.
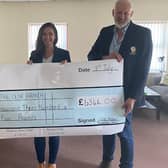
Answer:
[{"left": 135, "top": 21, "right": 168, "bottom": 72}]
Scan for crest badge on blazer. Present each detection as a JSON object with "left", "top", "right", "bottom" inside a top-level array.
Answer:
[{"left": 130, "top": 46, "right": 136, "bottom": 56}]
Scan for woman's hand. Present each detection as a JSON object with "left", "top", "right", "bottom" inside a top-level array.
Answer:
[
  {"left": 60, "top": 60, "right": 67, "bottom": 64},
  {"left": 26, "top": 60, "right": 32, "bottom": 64}
]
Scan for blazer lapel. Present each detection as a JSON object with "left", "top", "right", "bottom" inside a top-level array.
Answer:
[
  {"left": 52, "top": 47, "right": 58, "bottom": 62},
  {"left": 119, "top": 22, "right": 135, "bottom": 56},
  {"left": 104, "top": 26, "right": 115, "bottom": 55},
  {"left": 38, "top": 52, "right": 43, "bottom": 63}
]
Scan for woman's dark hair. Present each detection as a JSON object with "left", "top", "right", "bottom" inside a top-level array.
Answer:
[{"left": 36, "top": 22, "right": 58, "bottom": 52}]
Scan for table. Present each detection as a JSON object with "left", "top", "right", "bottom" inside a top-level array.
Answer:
[{"left": 141, "top": 87, "right": 161, "bottom": 120}]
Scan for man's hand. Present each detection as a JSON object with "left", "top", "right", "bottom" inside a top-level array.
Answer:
[
  {"left": 102, "top": 52, "right": 123, "bottom": 62},
  {"left": 122, "top": 98, "right": 136, "bottom": 116}
]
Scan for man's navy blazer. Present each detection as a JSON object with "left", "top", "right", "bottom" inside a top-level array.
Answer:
[
  {"left": 30, "top": 47, "right": 71, "bottom": 63},
  {"left": 88, "top": 21, "right": 153, "bottom": 106}
]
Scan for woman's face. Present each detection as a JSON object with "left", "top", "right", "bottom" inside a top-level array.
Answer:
[{"left": 42, "top": 27, "right": 55, "bottom": 48}]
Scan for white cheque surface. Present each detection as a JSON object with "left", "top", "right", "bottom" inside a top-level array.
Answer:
[{"left": 0, "top": 60, "right": 125, "bottom": 139}]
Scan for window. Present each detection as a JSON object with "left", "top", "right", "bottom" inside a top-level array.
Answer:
[
  {"left": 135, "top": 21, "right": 168, "bottom": 72},
  {"left": 28, "top": 23, "right": 68, "bottom": 57}
]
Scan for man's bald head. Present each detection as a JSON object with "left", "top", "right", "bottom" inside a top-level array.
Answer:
[
  {"left": 114, "top": 0, "right": 132, "bottom": 10},
  {"left": 113, "top": 0, "right": 133, "bottom": 28}
]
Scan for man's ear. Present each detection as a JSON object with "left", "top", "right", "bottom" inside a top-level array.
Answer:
[
  {"left": 130, "top": 10, "right": 134, "bottom": 17},
  {"left": 112, "top": 9, "right": 115, "bottom": 17}
]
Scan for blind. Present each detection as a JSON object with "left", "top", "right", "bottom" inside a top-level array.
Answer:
[{"left": 135, "top": 21, "right": 168, "bottom": 72}]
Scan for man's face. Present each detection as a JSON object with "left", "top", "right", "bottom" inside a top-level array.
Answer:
[{"left": 112, "top": 2, "right": 133, "bottom": 28}]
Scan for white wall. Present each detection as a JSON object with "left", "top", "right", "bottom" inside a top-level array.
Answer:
[{"left": 0, "top": 0, "right": 168, "bottom": 63}]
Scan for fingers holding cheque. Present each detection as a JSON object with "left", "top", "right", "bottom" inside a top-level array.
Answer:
[
  {"left": 26, "top": 60, "right": 32, "bottom": 64},
  {"left": 102, "top": 52, "right": 123, "bottom": 62}
]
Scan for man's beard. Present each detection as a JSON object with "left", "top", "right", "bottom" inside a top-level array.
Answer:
[{"left": 115, "top": 20, "right": 130, "bottom": 29}]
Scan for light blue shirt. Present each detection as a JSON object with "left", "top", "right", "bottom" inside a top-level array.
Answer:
[{"left": 109, "top": 23, "right": 130, "bottom": 54}]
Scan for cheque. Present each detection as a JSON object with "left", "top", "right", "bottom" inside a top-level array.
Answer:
[{"left": 0, "top": 60, "right": 125, "bottom": 139}]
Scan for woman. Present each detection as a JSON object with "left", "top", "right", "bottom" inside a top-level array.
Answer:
[{"left": 28, "top": 22, "right": 71, "bottom": 168}]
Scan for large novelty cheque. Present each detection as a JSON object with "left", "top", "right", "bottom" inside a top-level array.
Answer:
[{"left": 0, "top": 60, "right": 125, "bottom": 139}]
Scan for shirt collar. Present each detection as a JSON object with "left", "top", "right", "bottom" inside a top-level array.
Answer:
[{"left": 114, "top": 21, "right": 130, "bottom": 33}]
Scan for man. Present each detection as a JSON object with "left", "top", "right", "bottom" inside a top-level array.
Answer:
[{"left": 87, "top": 0, "right": 152, "bottom": 168}]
